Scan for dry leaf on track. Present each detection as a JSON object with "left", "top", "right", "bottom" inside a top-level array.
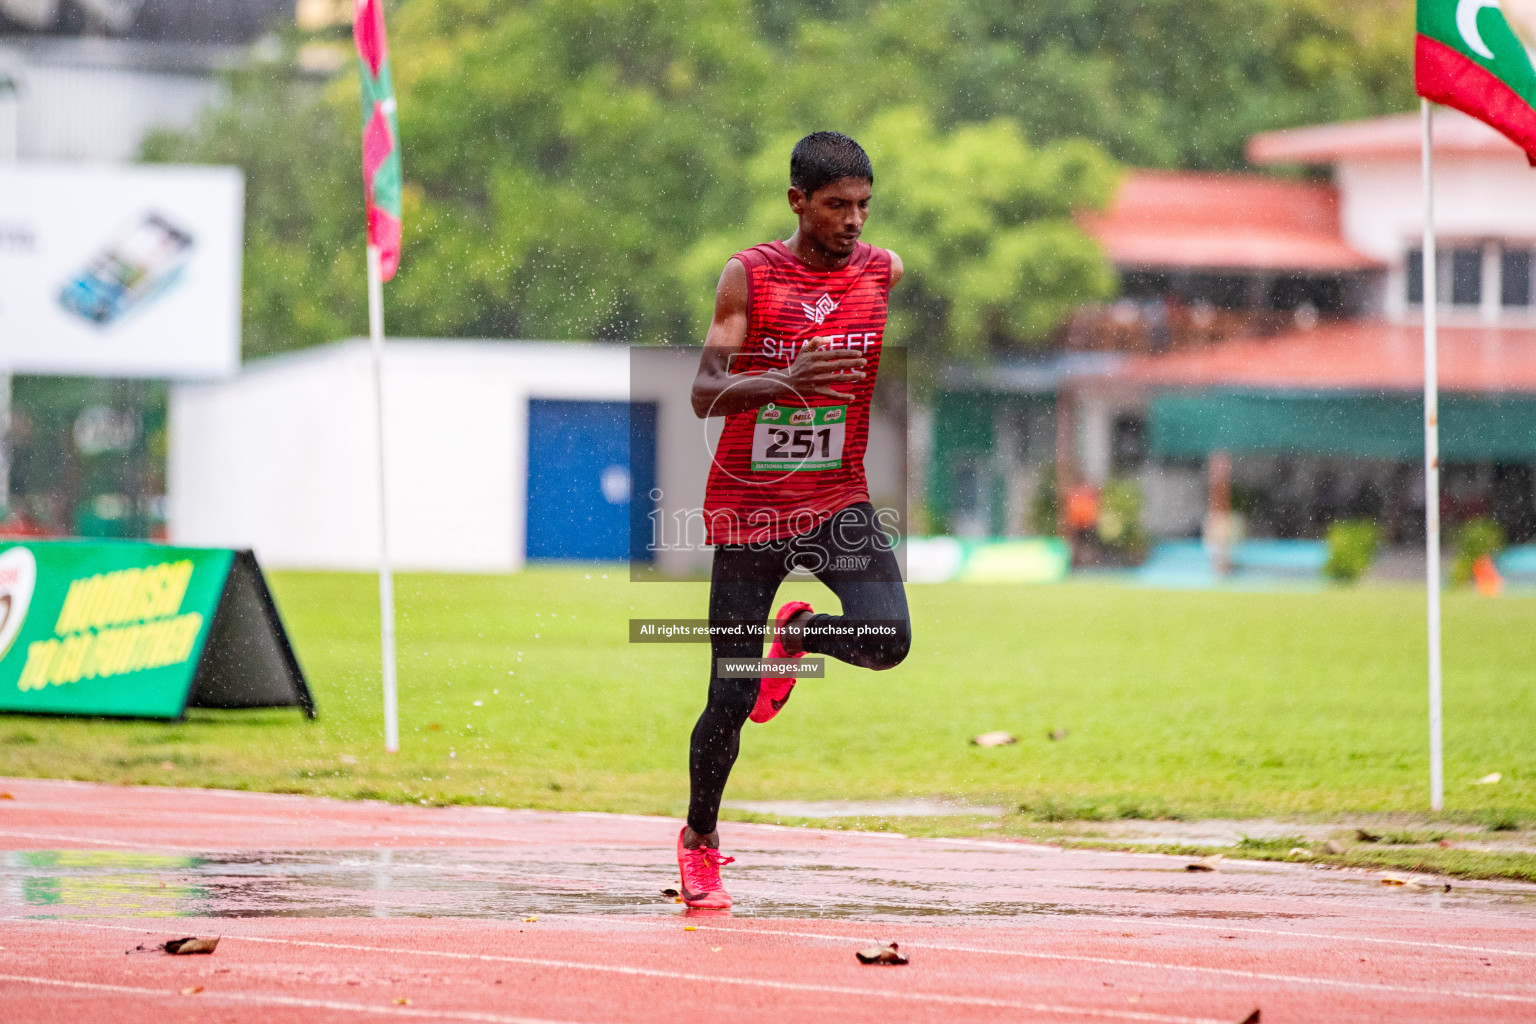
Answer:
[
  {"left": 179, "top": 986, "right": 203, "bottom": 996},
  {"left": 164, "top": 937, "right": 219, "bottom": 955},
  {"left": 856, "top": 942, "right": 909, "bottom": 965},
  {"left": 1186, "top": 855, "right": 1222, "bottom": 872},
  {"left": 1380, "top": 874, "right": 1451, "bottom": 891}
]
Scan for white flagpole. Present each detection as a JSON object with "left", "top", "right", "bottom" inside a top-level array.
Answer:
[
  {"left": 367, "top": 244, "right": 400, "bottom": 754},
  {"left": 1421, "top": 99, "right": 1443, "bottom": 812}
]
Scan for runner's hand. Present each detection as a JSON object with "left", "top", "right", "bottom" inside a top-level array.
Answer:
[{"left": 782, "top": 337, "right": 866, "bottom": 401}]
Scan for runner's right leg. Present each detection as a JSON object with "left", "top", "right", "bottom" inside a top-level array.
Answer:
[
  {"left": 680, "top": 540, "right": 786, "bottom": 907},
  {"left": 687, "top": 539, "right": 787, "bottom": 838}
]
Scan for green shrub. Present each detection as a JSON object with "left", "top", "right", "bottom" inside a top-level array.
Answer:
[
  {"left": 1482, "top": 810, "right": 1523, "bottom": 832},
  {"left": 1453, "top": 517, "right": 1506, "bottom": 586},
  {"left": 1097, "top": 477, "right": 1147, "bottom": 556},
  {"left": 1324, "top": 519, "right": 1380, "bottom": 582},
  {"left": 1236, "top": 834, "right": 1308, "bottom": 851},
  {"left": 1029, "top": 462, "right": 1059, "bottom": 536}
]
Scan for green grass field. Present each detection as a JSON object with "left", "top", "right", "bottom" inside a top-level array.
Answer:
[{"left": 3, "top": 568, "right": 1534, "bottom": 874}]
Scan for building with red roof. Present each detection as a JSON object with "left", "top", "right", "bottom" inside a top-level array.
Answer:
[
  {"left": 1083, "top": 171, "right": 1378, "bottom": 275},
  {"left": 928, "top": 108, "right": 1536, "bottom": 552}
]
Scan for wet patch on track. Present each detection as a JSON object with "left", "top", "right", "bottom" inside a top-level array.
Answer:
[{"left": 6, "top": 844, "right": 1535, "bottom": 923}]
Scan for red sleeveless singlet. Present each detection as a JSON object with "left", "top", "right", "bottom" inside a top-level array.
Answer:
[{"left": 702, "top": 239, "right": 892, "bottom": 546}]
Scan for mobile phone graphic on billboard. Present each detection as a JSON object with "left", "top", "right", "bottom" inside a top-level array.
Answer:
[{"left": 57, "top": 213, "right": 195, "bottom": 327}]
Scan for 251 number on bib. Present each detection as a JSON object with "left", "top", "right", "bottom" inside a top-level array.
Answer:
[{"left": 751, "top": 404, "right": 846, "bottom": 472}]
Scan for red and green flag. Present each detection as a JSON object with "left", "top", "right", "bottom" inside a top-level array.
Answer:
[
  {"left": 1417, "top": 0, "right": 1536, "bottom": 163},
  {"left": 353, "top": 0, "right": 403, "bottom": 280}
]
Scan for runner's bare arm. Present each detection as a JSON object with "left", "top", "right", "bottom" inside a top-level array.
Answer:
[
  {"left": 888, "top": 250, "right": 903, "bottom": 287},
  {"left": 690, "top": 258, "right": 867, "bottom": 418}
]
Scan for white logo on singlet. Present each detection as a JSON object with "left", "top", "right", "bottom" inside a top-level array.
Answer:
[{"left": 802, "top": 293, "right": 838, "bottom": 324}]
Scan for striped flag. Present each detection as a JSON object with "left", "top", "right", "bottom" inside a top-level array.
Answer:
[
  {"left": 353, "top": 0, "right": 403, "bottom": 280},
  {"left": 1416, "top": 0, "right": 1536, "bottom": 163}
]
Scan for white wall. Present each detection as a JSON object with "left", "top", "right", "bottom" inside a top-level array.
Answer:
[
  {"left": 169, "top": 340, "right": 631, "bottom": 571},
  {"left": 629, "top": 346, "right": 720, "bottom": 578},
  {"left": 174, "top": 338, "right": 909, "bottom": 574},
  {"left": 0, "top": 40, "right": 224, "bottom": 161},
  {"left": 13, "top": 62, "right": 214, "bottom": 160},
  {"left": 1337, "top": 150, "right": 1536, "bottom": 322},
  {"left": 1140, "top": 463, "right": 1206, "bottom": 538}
]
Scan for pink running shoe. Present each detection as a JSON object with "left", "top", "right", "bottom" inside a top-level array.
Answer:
[
  {"left": 677, "top": 827, "right": 735, "bottom": 909},
  {"left": 751, "top": 600, "right": 814, "bottom": 724}
]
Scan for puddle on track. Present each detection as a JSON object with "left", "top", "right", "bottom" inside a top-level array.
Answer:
[
  {"left": 4, "top": 846, "right": 1533, "bottom": 923},
  {"left": 1, "top": 847, "right": 1103, "bottom": 921}
]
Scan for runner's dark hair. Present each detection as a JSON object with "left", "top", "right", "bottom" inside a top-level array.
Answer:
[{"left": 790, "top": 132, "right": 873, "bottom": 198}]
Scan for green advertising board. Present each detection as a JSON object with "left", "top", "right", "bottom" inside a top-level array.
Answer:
[{"left": 0, "top": 540, "right": 313, "bottom": 719}]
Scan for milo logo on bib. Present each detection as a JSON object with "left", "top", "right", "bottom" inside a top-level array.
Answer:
[{"left": 751, "top": 404, "right": 847, "bottom": 472}]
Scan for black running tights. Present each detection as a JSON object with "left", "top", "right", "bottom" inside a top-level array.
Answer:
[{"left": 687, "top": 503, "right": 911, "bottom": 835}]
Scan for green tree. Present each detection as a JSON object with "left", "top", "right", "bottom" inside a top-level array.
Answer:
[
  {"left": 151, "top": 2, "right": 783, "bottom": 353},
  {"left": 147, "top": 0, "right": 1412, "bottom": 360},
  {"left": 684, "top": 107, "right": 1118, "bottom": 363},
  {"left": 144, "top": 56, "right": 362, "bottom": 361},
  {"left": 768, "top": 0, "right": 1414, "bottom": 169}
]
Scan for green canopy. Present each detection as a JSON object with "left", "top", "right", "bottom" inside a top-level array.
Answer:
[{"left": 1149, "top": 389, "right": 1536, "bottom": 461}]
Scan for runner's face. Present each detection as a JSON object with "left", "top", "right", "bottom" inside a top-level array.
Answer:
[{"left": 790, "top": 177, "right": 871, "bottom": 257}]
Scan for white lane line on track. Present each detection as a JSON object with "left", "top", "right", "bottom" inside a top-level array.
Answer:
[
  {"left": 1094, "top": 917, "right": 1536, "bottom": 959},
  {"left": 5, "top": 920, "right": 1231, "bottom": 1024},
  {"left": 0, "top": 830, "right": 171, "bottom": 850},
  {"left": 538, "top": 910, "right": 1536, "bottom": 963},
  {"left": 0, "top": 972, "right": 588, "bottom": 1023},
  {"left": 0, "top": 815, "right": 558, "bottom": 849},
  {"left": 0, "top": 779, "right": 674, "bottom": 828},
  {"left": 665, "top": 921, "right": 1536, "bottom": 1004}
]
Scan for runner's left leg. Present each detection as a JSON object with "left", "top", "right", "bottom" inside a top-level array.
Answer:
[{"left": 797, "top": 502, "right": 911, "bottom": 670}]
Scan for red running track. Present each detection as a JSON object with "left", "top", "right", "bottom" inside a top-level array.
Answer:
[{"left": 1, "top": 777, "right": 1535, "bottom": 1022}]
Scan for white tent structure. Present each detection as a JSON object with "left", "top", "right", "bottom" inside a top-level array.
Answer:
[{"left": 169, "top": 339, "right": 634, "bottom": 572}]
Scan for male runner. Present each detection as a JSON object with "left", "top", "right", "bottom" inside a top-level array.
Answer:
[{"left": 678, "top": 131, "right": 912, "bottom": 908}]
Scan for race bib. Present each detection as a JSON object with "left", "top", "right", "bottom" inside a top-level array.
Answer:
[{"left": 751, "top": 404, "right": 846, "bottom": 472}]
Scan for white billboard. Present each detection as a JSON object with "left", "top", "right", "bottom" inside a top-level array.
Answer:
[{"left": 0, "top": 164, "right": 243, "bottom": 380}]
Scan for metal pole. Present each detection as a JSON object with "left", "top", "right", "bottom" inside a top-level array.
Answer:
[
  {"left": 0, "top": 77, "right": 15, "bottom": 521},
  {"left": 367, "top": 244, "right": 399, "bottom": 754},
  {"left": 0, "top": 371, "right": 10, "bottom": 522},
  {"left": 1421, "top": 99, "right": 1443, "bottom": 812}
]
